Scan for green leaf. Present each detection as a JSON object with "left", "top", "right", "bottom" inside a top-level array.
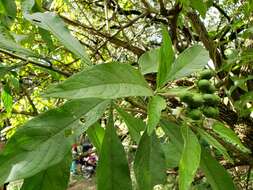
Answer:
[
  {"left": 200, "top": 148, "right": 236, "bottom": 190},
  {"left": 21, "top": 1, "right": 53, "bottom": 51},
  {"left": 160, "top": 120, "right": 184, "bottom": 154},
  {"left": 134, "top": 131, "right": 167, "bottom": 190},
  {"left": 179, "top": 125, "right": 201, "bottom": 190},
  {"left": 0, "top": 26, "right": 35, "bottom": 57},
  {"left": 178, "top": 0, "right": 190, "bottom": 6},
  {"left": 8, "top": 75, "right": 20, "bottom": 92},
  {"left": 0, "top": 0, "right": 16, "bottom": 18},
  {"left": 197, "top": 128, "right": 233, "bottom": 163},
  {"left": 157, "top": 26, "right": 174, "bottom": 88},
  {"left": 44, "top": 63, "right": 153, "bottom": 99},
  {"left": 212, "top": 122, "right": 251, "bottom": 153},
  {"left": 0, "top": 65, "right": 13, "bottom": 79},
  {"left": 1, "top": 85, "right": 13, "bottom": 114},
  {"left": 0, "top": 98, "right": 109, "bottom": 185},
  {"left": 97, "top": 111, "right": 132, "bottom": 190},
  {"left": 161, "top": 143, "right": 182, "bottom": 168},
  {"left": 147, "top": 96, "right": 166, "bottom": 135},
  {"left": 20, "top": 154, "right": 71, "bottom": 190},
  {"left": 24, "top": 12, "right": 91, "bottom": 65},
  {"left": 230, "top": 75, "right": 253, "bottom": 92},
  {"left": 234, "top": 91, "right": 253, "bottom": 111},
  {"left": 21, "top": 0, "right": 36, "bottom": 12},
  {"left": 38, "top": 28, "right": 54, "bottom": 51},
  {"left": 190, "top": 0, "right": 207, "bottom": 18},
  {"left": 115, "top": 106, "right": 145, "bottom": 143},
  {"left": 0, "top": 0, "right": 16, "bottom": 26},
  {"left": 139, "top": 48, "right": 159, "bottom": 75},
  {"left": 160, "top": 120, "right": 184, "bottom": 168},
  {"left": 167, "top": 45, "right": 209, "bottom": 81},
  {"left": 86, "top": 123, "right": 105, "bottom": 154},
  {"left": 21, "top": 0, "right": 42, "bottom": 13}
]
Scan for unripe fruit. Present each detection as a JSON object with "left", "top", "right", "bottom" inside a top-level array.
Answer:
[
  {"left": 188, "top": 94, "right": 204, "bottom": 108},
  {"left": 180, "top": 92, "right": 193, "bottom": 103},
  {"left": 203, "top": 94, "right": 220, "bottom": 106},
  {"left": 186, "top": 109, "right": 202, "bottom": 120},
  {"left": 197, "top": 79, "right": 216, "bottom": 93},
  {"left": 202, "top": 107, "right": 219, "bottom": 118},
  {"left": 199, "top": 70, "right": 214, "bottom": 80}
]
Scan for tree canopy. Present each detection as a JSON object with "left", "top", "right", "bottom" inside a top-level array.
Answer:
[{"left": 0, "top": 0, "right": 253, "bottom": 189}]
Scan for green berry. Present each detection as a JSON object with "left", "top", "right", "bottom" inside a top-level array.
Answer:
[
  {"left": 199, "top": 70, "right": 214, "bottom": 80},
  {"left": 203, "top": 94, "right": 220, "bottom": 106},
  {"left": 180, "top": 92, "right": 193, "bottom": 103},
  {"left": 197, "top": 79, "right": 216, "bottom": 93},
  {"left": 188, "top": 94, "right": 204, "bottom": 108},
  {"left": 187, "top": 109, "right": 202, "bottom": 120},
  {"left": 202, "top": 107, "right": 219, "bottom": 118}
]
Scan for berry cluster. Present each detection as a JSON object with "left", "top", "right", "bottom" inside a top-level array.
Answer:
[{"left": 180, "top": 70, "right": 220, "bottom": 120}]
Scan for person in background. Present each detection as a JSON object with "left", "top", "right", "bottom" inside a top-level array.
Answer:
[{"left": 70, "top": 144, "right": 79, "bottom": 175}]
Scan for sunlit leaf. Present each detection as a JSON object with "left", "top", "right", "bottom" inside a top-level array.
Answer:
[
  {"left": 0, "top": 98, "right": 109, "bottom": 185},
  {"left": 190, "top": 0, "right": 207, "bottom": 18},
  {"left": 0, "top": 26, "right": 35, "bottom": 57},
  {"left": 44, "top": 63, "right": 153, "bottom": 99},
  {"left": 20, "top": 154, "right": 71, "bottom": 190},
  {"left": 24, "top": 12, "right": 91, "bottom": 65},
  {"left": 1, "top": 85, "right": 13, "bottom": 114},
  {"left": 139, "top": 48, "right": 159, "bottom": 75},
  {"left": 147, "top": 96, "right": 166, "bottom": 135},
  {"left": 157, "top": 26, "right": 174, "bottom": 88},
  {"left": 179, "top": 125, "right": 201, "bottom": 190},
  {"left": 167, "top": 45, "right": 209, "bottom": 81}
]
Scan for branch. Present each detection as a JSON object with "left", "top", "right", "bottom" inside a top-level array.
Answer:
[
  {"left": 141, "top": 0, "right": 155, "bottom": 12},
  {"left": 0, "top": 109, "right": 37, "bottom": 116},
  {"left": 0, "top": 49, "right": 71, "bottom": 77},
  {"left": 187, "top": 11, "right": 223, "bottom": 68},
  {"left": 60, "top": 14, "right": 145, "bottom": 56},
  {"left": 212, "top": 2, "right": 231, "bottom": 22},
  {"left": 169, "top": 3, "right": 182, "bottom": 48},
  {"left": 22, "top": 87, "right": 39, "bottom": 116},
  {"left": 158, "top": 0, "right": 167, "bottom": 16},
  {"left": 103, "top": 1, "right": 168, "bottom": 23},
  {"left": 96, "top": 11, "right": 149, "bottom": 52}
]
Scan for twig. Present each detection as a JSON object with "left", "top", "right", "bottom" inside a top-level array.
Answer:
[
  {"left": 59, "top": 14, "right": 145, "bottom": 56},
  {"left": 22, "top": 87, "right": 39, "bottom": 116},
  {"left": 158, "top": 0, "right": 167, "bottom": 16},
  {"left": 212, "top": 2, "right": 231, "bottom": 22},
  {"left": 0, "top": 49, "right": 71, "bottom": 77},
  {"left": 187, "top": 11, "right": 223, "bottom": 68},
  {"left": 0, "top": 109, "right": 37, "bottom": 116}
]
